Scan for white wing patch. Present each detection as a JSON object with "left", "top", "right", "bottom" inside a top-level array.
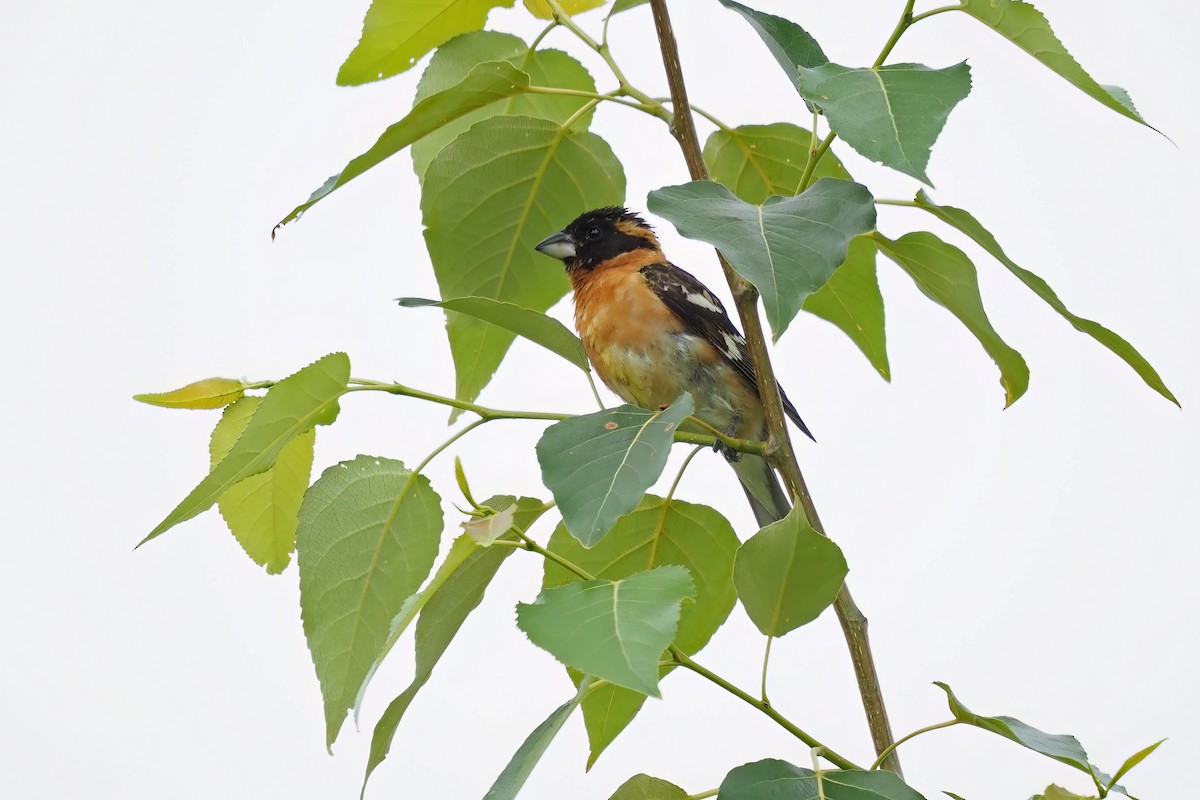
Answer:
[
  {"left": 720, "top": 332, "right": 744, "bottom": 362},
  {"left": 684, "top": 289, "right": 722, "bottom": 314}
]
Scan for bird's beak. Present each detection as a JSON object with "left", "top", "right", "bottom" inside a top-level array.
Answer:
[{"left": 534, "top": 229, "right": 577, "bottom": 261}]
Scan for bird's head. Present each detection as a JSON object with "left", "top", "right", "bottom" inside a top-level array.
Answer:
[{"left": 534, "top": 207, "right": 661, "bottom": 270}]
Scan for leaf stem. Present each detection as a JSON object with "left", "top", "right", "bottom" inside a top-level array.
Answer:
[
  {"left": 797, "top": 133, "right": 836, "bottom": 192},
  {"left": 670, "top": 647, "right": 862, "bottom": 771},
  {"left": 910, "top": 4, "right": 964, "bottom": 25},
  {"left": 647, "top": 0, "right": 903, "bottom": 776},
  {"left": 874, "top": 198, "right": 920, "bottom": 207},
  {"left": 525, "top": 84, "right": 661, "bottom": 116},
  {"left": 687, "top": 791, "right": 718, "bottom": 800},
  {"left": 665, "top": 445, "right": 706, "bottom": 502},
  {"left": 516, "top": 532, "right": 596, "bottom": 581},
  {"left": 868, "top": 719, "right": 959, "bottom": 769},
  {"left": 528, "top": 20, "right": 559, "bottom": 54},
  {"left": 760, "top": 634, "right": 774, "bottom": 706},
  {"left": 874, "top": 0, "right": 918, "bottom": 68}
]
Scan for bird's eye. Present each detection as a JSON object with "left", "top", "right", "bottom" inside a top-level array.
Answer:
[{"left": 586, "top": 225, "right": 602, "bottom": 241}]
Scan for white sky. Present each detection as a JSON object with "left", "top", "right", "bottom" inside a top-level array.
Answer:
[{"left": 2, "top": 1, "right": 1196, "bottom": 798}]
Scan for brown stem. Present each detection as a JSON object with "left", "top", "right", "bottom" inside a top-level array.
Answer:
[{"left": 647, "top": 0, "right": 902, "bottom": 776}]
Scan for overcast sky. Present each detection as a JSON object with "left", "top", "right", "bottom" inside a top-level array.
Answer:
[{"left": 2, "top": 1, "right": 1197, "bottom": 798}]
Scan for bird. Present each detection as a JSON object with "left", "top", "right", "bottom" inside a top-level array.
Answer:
[{"left": 534, "top": 206, "right": 814, "bottom": 527}]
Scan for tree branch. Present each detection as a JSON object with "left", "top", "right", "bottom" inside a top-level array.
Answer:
[{"left": 646, "top": 0, "right": 902, "bottom": 775}]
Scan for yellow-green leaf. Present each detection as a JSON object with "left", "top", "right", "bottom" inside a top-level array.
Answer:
[
  {"left": 337, "top": 0, "right": 516, "bottom": 86},
  {"left": 208, "top": 397, "right": 314, "bottom": 574},
  {"left": 133, "top": 377, "right": 244, "bottom": 410},
  {"left": 523, "top": 0, "right": 605, "bottom": 18}
]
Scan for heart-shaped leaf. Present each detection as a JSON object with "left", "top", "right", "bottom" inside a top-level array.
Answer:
[
  {"left": 517, "top": 566, "right": 696, "bottom": 696},
  {"left": 537, "top": 395, "right": 694, "bottom": 547},
  {"left": 796, "top": 61, "right": 972, "bottom": 184},
  {"left": 608, "top": 774, "right": 688, "bottom": 800},
  {"left": 648, "top": 178, "right": 876, "bottom": 339},
  {"left": 734, "top": 505, "right": 848, "bottom": 637},
  {"left": 298, "top": 455, "right": 443, "bottom": 749},
  {"left": 719, "top": 759, "right": 927, "bottom": 800}
]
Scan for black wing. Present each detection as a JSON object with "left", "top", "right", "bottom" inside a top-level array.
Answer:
[{"left": 640, "top": 262, "right": 815, "bottom": 441}]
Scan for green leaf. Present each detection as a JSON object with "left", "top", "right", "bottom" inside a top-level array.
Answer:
[
  {"left": 337, "top": 0, "right": 515, "bottom": 86},
  {"left": 398, "top": 296, "right": 590, "bottom": 373},
  {"left": 874, "top": 232, "right": 1029, "bottom": 406},
  {"left": 524, "top": 0, "right": 605, "bottom": 18},
  {"left": 795, "top": 61, "right": 972, "bottom": 184},
  {"left": 719, "top": 759, "right": 927, "bottom": 800},
  {"left": 648, "top": 178, "right": 876, "bottom": 339},
  {"left": 803, "top": 236, "right": 890, "bottom": 380},
  {"left": 1107, "top": 739, "right": 1165, "bottom": 792},
  {"left": 912, "top": 191, "right": 1176, "bottom": 405},
  {"left": 934, "top": 682, "right": 1120, "bottom": 790},
  {"left": 536, "top": 395, "right": 694, "bottom": 547},
  {"left": 362, "top": 496, "right": 547, "bottom": 795},
  {"left": 276, "top": 62, "right": 530, "bottom": 232},
  {"left": 717, "top": 0, "right": 828, "bottom": 94},
  {"left": 208, "top": 397, "right": 315, "bottom": 574},
  {"left": 140, "top": 353, "right": 349, "bottom": 545},
  {"left": 609, "top": 0, "right": 648, "bottom": 15},
  {"left": 1029, "top": 787, "right": 1097, "bottom": 800},
  {"left": 297, "top": 455, "right": 443, "bottom": 750},
  {"left": 483, "top": 680, "right": 590, "bottom": 800},
  {"left": 704, "top": 123, "right": 851, "bottom": 205},
  {"left": 517, "top": 566, "right": 696, "bottom": 697},
  {"left": 733, "top": 505, "right": 847, "bottom": 637},
  {"left": 608, "top": 774, "right": 688, "bottom": 800},
  {"left": 960, "top": 0, "right": 1147, "bottom": 126},
  {"left": 543, "top": 496, "right": 739, "bottom": 765},
  {"left": 411, "top": 31, "right": 598, "bottom": 180},
  {"left": 133, "top": 376, "right": 245, "bottom": 409},
  {"left": 423, "top": 115, "right": 624, "bottom": 416}
]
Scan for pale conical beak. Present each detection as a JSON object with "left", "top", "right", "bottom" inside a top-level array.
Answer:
[{"left": 534, "top": 229, "right": 577, "bottom": 260}]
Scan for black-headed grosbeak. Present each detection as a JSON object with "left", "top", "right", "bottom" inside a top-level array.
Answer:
[{"left": 535, "top": 207, "right": 814, "bottom": 527}]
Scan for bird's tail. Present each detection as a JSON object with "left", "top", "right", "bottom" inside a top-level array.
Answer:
[{"left": 729, "top": 453, "right": 791, "bottom": 528}]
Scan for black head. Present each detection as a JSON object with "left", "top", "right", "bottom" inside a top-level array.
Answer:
[{"left": 534, "top": 207, "right": 660, "bottom": 270}]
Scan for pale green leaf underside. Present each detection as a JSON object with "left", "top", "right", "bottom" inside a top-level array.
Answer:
[
  {"left": 804, "top": 236, "right": 890, "bottom": 380},
  {"left": 141, "top": 352, "right": 349, "bottom": 545},
  {"left": 422, "top": 115, "right": 624, "bottom": 417},
  {"left": 648, "top": 178, "right": 876, "bottom": 340},
  {"left": 337, "top": 0, "right": 515, "bottom": 86},
  {"left": 517, "top": 566, "right": 696, "bottom": 696},
  {"left": 133, "top": 376, "right": 244, "bottom": 409},
  {"left": 913, "top": 191, "right": 1175, "bottom": 405},
  {"left": 209, "top": 396, "right": 315, "bottom": 574},
  {"left": 536, "top": 395, "right": 695, "bottom": 547},
  {"left": 276, "top": 61, "right": 530, "bottom": 231},
  {"left": 523, "top": 0, "right": 605, "bottom": 19},
  {"left": 719, "top": 758, "right": 926, "bottom": 800},
  {"left": 796, "top": 61, "right": 972, "bottom": 184},
  {"left": 874, "top": 232, "right": 1029, "bottom": 406},
  {"left": 411, "top": 32, "right": 597, "bottom": 180},
  {"left": 543, "top": 496, "right": 738, "bottom": 766},
  {"left": 297, "top": 455, "right": 443, "bottom": 749},
  {"left": 960, "top": 0, "right": 1147, "bottom": 125},
  {"left": 733, "top": 506, "right": 848, "bottom": 637},
  {"left": 398, "top": 296, "right": 589, "bottom": 372}
]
